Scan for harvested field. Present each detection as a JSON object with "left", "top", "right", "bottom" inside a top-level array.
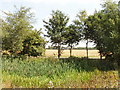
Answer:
[{"left": 45, "top": 49, "right": 100, "bottom": 58}]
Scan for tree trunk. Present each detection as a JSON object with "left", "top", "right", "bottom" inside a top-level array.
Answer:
[
  {"left": 100, "top": 52, "right": 102, "bottom": 60},
  {"left": 58, "top": 45, "right": 61, "bottom": 58},
  {"left": 70, "top": 45, "right": 72, "bottom": 57},
  {"left": 86, "top": 39, "right": 88, "bottom": 59}
]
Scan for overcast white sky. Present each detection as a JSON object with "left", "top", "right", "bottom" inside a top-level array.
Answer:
[{"left": 0, "top": 0, "right": 119, "bottom": 47}]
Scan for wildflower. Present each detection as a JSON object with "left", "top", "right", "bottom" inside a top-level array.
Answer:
[{"left": 48, "top": 81, "right": 54, "bottom": 88}]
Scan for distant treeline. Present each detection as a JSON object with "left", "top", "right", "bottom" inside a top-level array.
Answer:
[
  {"left": 46, "top": 47, "right": 96, "bottom": 50},
  {"left": 73, "top": 47, "right": 96, "bottom": 50}
]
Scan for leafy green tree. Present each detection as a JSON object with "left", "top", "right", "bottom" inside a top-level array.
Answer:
[
  {"left": 74, "top": 10, "right": 89, "bottom": 58},
  {"left": 2, "top": 6, "right": 34, "bottom": 55},
  {"left": 21, "top": 29, "right": 46, "bottom": 56},
  {"left": 43, "top": 10, "right": 69, "bottom": 58},
  {"left": 85, "top": 12, "right": 105, "bottom": 59},
  {"left": 97, "top": 1, "right": 119, "bottom": 60},
  {"left": 86, "top": 1, "right": 119, "bottom": 60},
  {"left": 0, "top": 18, "right": 3, "bottom": 55},
  {"left": 64, "top": 24, "right": 81, "bottom": 57},
  {"left": 108, "top": 1, "right": 120, "bottom": 61}
]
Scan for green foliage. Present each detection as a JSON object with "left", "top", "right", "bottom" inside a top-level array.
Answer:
[
  {"left": 21, "top": 29, "right": 46, "bottom": 56},
  {"left": 43, "top": 10, "right": 69, "bottom": 58},
  {"left": 2, "top": 6, "right": 34, "bottom": 54},
  {"left": 85, "top": 1, "right": 119, "bottom": 60},
  {"left": 2, "top": 57, "right": 118, "bottom": 88},
  {"left": 64, "top": 24, "right": 80, "bottom": 46},
  {"left": 1, "top": 1, "right": 120, "bottom": 88},
  {"left": 74, "top": 10, "right": 88, "bottom": 39},
  {"left": 74, "top": 10, "right": 90, "bottom": 58},
  {"left": 43, "top": 10, "right": 69, "bottom": 44},
  {"left": 64, "top": 24, "right": 81, "bottom": 56},
  {"left": 2, "top": 6, "right": 45, "bottom": 57}
]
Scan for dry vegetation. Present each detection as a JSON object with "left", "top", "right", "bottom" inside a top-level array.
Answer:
[{"left": 45, "top": 49, "right": 100, "bottom": 58}]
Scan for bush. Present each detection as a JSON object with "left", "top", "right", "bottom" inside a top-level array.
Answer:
[{"left": 21, "top": 30, "right": 46, "bottom": 56}]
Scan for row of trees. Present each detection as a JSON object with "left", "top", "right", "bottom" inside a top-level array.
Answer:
[
  {"left": 2, "top": 6, "right": 46, "bottom": 57},
  {"left": 1, "top": 1, "right": 119, "bottom": 61},
  {"left": 43, "top": 0, "right": 120, "bottom": 60}
]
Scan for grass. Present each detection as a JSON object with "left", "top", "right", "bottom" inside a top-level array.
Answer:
[
  {"left": 45, "top": 49, "right": 100, "bottom": 58},
  {"left": 2, "top": 56, "right": 118, "bottom": 88}
]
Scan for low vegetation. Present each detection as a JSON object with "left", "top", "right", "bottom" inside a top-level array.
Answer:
[{"left": 2, "top": 57, "right": 118, "bottom": 88}]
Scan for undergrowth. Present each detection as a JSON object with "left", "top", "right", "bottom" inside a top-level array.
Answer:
[{"left": 2, "top": 56, "right": 118, "bottom": 88}]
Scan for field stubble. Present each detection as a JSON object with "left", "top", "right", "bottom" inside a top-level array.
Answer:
[{"left": 45, "top": 49, "right": 100, "bottom": 58}]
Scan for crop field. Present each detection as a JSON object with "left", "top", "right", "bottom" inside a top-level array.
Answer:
[{"left": 45, "top": 49, "right": 100, "bottom": 58}]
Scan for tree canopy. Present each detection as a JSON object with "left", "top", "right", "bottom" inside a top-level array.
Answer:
[
  {"left": 43, "top": 10, "right": 69, "bottom": 58},
  {"left": 1, "top": 0, "right": 119, "bottom": 60},
  {"left": 2, "top": 6, "right": 45, "bottom": 57},
  {"left": 85, "top": 1, "right": 119, "bottom": 60}
]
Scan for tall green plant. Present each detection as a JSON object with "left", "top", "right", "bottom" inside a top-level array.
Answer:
[
  {"left": 2, "top": 6, "right": 34, "bottom": 54},
  {"left": 43, "top": 10, "right": 69, "bottom": 58}
]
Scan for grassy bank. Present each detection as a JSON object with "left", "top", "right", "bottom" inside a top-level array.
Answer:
[{"left": 2, "top": 57, "right": 118, "bottom": 88}]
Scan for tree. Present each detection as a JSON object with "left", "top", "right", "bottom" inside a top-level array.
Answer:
[
  {"left": 2, "top": 6, "right": 34, "bottom": 55},
  {"left": 0, "top": 18, "right": 3, "bottom": 55},
  {"left": 85, "top": 0, "right": 119, "bottom": 60},
  {"left": 74, "top": 10, "right": 89, "bottom": 58},
  {"left": 85, "top": 12, "right": 105, "bottom": 59},
  {"left": 64, "top": 24, "right": 81, "bottom": 57},
  {"left": 43, "top": 10, "right": 69, "bottom": 58},
  {"left": 98, "top": 1, "right": 119, "bottom": 60},
  {"left": 21, "top": 29, "right": 46, "bottom": 56}
]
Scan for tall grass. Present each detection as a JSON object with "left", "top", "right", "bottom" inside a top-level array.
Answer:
[{"left": 2, "top": 56, "right": 118, "bottom": 88}]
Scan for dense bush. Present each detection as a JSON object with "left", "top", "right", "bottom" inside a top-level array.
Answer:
[
  {"left": 2, "top": 7, "right": 46, "bottom": 57},
  {"left": 21, "top": 30, "right": 46, "bottom": 56}
]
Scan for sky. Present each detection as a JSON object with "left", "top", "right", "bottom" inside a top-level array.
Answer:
[{"left": 0, "top": 0, "right": 119, "bottom": 47}]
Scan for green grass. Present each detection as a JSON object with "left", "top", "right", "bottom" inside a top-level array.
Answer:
[{"left": 2, "top": 56, "right": 118, "bottom": 88}]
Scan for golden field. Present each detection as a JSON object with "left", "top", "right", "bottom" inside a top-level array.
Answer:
[{"left": 45, "top": 49, "right": 100, "bottom": 58}]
